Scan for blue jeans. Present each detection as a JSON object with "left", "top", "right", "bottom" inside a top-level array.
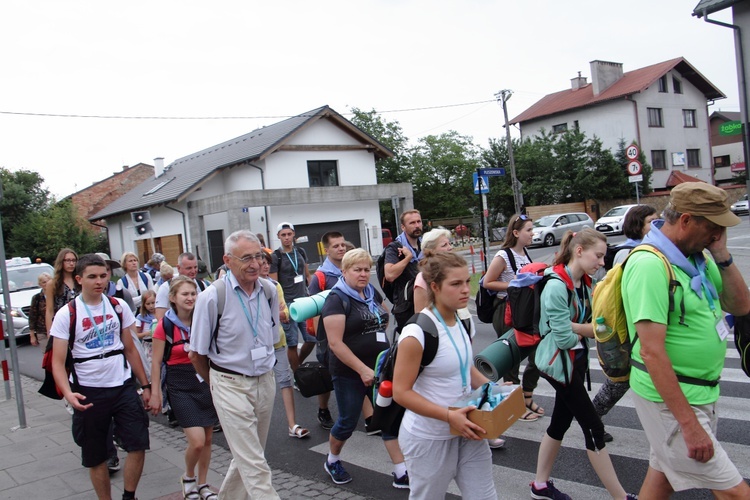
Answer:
[{"left": 330, "top": 375, "right": 395, "bottom": 442}]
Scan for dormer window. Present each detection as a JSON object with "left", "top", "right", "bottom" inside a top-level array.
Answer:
[{"left": 658, "top": 75, "right": 668, "bottom": 93}]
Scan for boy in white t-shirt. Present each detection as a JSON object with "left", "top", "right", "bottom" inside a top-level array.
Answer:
[{"left": 51, "top": 254, "right": 151, "bottom": 500}]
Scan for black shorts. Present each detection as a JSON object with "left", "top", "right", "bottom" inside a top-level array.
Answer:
[{"left": 71, "top": 383, "right": 150, "bottom": 467}]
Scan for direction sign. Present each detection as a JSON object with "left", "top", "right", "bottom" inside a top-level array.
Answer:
[
  {"left": 627, "top": 160, "right": 642, "bottom": 176},
  {"left": 626, "top": 144, "right": 639, "bottom": 161},
  {"left": 629, "top": 174, "right": 643, "bottom": 183},
  {"left": 473, "top": 172, "right": 489, "bottom": 194},
  {"left": 478, "top": 168, "right": 506, "bottom": 176}
]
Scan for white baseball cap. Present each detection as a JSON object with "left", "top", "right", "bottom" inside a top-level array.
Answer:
[{"left": 277, "top": 222, "right": 295, "bottom": 233}]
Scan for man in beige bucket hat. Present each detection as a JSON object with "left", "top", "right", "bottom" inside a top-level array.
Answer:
[{"left": 622, "top": 182, "right": 750, "bottom": 498}]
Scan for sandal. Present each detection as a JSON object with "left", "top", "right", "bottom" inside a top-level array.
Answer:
[
  {"left": 181, "top": 475, "right": 200, "bottom": 499},
  {"left": 288, "top": 424, "right": 310, "bottom": 438},
  {"left": 519, "top": 409, "right": 540, "bottom": 422},
  {"left": 198, "top": 484, "right": 218, "bottom": 500},
  {"left": 524, "top": 393, "right": 545, "bottom": 416}
]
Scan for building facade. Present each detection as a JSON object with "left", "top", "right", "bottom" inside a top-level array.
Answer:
[{"left": 511, "top": 58, "right": 725, "bottom": 190}]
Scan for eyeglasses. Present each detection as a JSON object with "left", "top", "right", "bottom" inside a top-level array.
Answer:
[
  {"left": 63, "top": 259, "right": 78, "bottom": 263},
  {"left": 227, "top": 253, "right": 265, "bottom": 264}
]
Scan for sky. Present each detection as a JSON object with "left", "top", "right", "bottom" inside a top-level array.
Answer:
[{"left": 0, "top": 0, "right": 739, "bottom": 199}]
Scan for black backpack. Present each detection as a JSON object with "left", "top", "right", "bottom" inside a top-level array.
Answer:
[
  {"left": 734, "top": 313, "right": 750, "bottom": 377},
  {"left": 377, "top": 241, "right": 402, "bottom": 303},
  {"left": 475, "top": 248, "right": 529, "bottom": 324},
  {"left": 603, "top": 243, "right": 635, "bottom": 271}
]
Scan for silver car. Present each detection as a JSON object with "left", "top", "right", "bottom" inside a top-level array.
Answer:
[
  {"left": 531, "top": 212, "right": 595, "bottom": 247},
  {"left": 730, "top": 194, "right": 748, "bottom": 215}
]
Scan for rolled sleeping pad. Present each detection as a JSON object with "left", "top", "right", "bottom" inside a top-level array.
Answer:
[
  {"left": 289, "top": 290, "right": 331, "bottom": 322},
  {"left": 474, "top": 329, "right": 533, "bottom": 382}
]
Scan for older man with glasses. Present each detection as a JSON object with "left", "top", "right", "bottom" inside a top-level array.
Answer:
[{"left": 190, "top": 230, "right": 281, "bottom": 499}]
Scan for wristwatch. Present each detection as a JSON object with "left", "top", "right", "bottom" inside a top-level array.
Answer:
[{"left": 716, "top": 255, "right": 733, "bottom": 270}]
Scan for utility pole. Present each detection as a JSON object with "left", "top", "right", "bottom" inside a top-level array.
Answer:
[{"left": 496, "top": 90, "right": 522, "bottom": 214}]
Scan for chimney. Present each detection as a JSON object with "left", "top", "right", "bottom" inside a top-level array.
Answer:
[
  {"left": 122, "top": 165, "right": 129, "bottom": 171},
  {"left": 590, "top": 60, "right": 624, "bottom": 96},
  {"left": 570, "top": 71, "right": 587, "bottom": 90},
  {"left": 154, "top": 157, "right": 165, "bottom": 178}
]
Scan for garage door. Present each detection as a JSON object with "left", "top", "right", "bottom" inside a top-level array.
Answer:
[{"left": 292, "top": 220, "right": 361, "bottom": 267}]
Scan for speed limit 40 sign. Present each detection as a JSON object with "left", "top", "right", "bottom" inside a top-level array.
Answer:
[{"left": 626, "top": 144, "right": 639, "bottom": 161}]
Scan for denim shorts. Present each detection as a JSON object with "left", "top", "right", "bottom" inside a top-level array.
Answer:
[
  {"left": 283, "top": 320, "right": 316, "bottom": 346},
  {"left": 331, "top": 375, "right": 396, "bottom": 443}
]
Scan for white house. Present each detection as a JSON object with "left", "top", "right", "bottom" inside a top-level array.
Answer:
[
  {"left": 91, "top": 106, "right": 412, "bottom": 272},
  {"left": 510, "top": 58, "right": 725, "bottom": 190}
]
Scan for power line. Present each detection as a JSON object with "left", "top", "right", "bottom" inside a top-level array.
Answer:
[{"left": 0, "top": 99, "right": 497, "bottom": 121}]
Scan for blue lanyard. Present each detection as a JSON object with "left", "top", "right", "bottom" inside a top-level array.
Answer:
[
  {"left": 285, "top": 249, "right": 299, "bottom": 274},
  {"left": 81, "top": 296, "right": 110, "bottom": 348},
  {"left": 565, "top": 266, "right": 587, "bottom": 323},
  {"left": 234, "top": 286, "right": 261, "bottom": 339},
  {"left": 431, "top": 307, "right": 469, "bottom": 391}
]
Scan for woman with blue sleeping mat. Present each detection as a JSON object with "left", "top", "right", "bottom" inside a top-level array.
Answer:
[
  {"left": 531, "top": 228, "right": 636, "bottom": 500},
  {"left": 393, "top": 251, "right": 496, "bottom": 499}
]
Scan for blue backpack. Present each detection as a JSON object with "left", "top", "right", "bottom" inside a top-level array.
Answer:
[{"left": 121, "top": 271, "right": 150, "bottom": 290}]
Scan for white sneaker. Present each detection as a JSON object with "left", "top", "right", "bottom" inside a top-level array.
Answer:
[{"left": 488, "top": 437, "right": 505, "bottom": 449}]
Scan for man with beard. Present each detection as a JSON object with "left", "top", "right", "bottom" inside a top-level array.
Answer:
[{"left": 383, "top": 210, "right": 423, "bottom": 332}]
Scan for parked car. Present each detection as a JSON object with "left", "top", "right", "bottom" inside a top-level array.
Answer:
[
  {"left": 731, "top": 194, "right": 748, "bottom": 215},
  {"left": 531, "top": 212, "right": 594, "bottom": 247},
  {"left": 595, "top": 204, "right": 639, "bottom": 235},
  {"left": 1, "top": 257, "right": 55, "bottom": 345}
]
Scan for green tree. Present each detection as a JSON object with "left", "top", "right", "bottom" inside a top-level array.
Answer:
[
  {"left": 0, "top": 168, "right": 50, "bottom": 245},
  {"left": 409, "top": 131, "right": 480, "bottom": 220},
  {"left": 8, "top": 199, "right": 106, "bottom": 262},
  {"left": 480, "top": 137, "right": 516, "bottom": 222},
  {"left": 349, "top": 107, "right": 411, "bottom": 230}
]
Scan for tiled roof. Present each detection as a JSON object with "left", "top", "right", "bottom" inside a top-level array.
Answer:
[
  {"left": 666, "top": 170, "right": 705, "bottom": 187},
  {"left": 510, "top": 58, "right": 725, "bottom": 125},
  {"left": 710, "top": 110, "right": 741, "bottom": 122},
  {"left": 90, "top": 105, "right": 392, "bottom": 220},
  {"left": 693, "top": 0, "right": 744, "bottom": 17}
]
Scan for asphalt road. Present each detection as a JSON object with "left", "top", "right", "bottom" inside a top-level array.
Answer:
[{"left": 5, "top": 215, "right": 750, "bottom": 498}]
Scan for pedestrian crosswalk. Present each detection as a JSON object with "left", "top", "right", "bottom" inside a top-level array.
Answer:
[{"left": 302, "top": 345, "right": 749, "bottom": 499}]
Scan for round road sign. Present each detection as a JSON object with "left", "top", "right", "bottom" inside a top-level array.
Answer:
[
  {"left": 628, "top": 160, "right": 642, "bottom": 175},
  {"left": 626, "top": 144, "right": 639, "bottom": 160}
]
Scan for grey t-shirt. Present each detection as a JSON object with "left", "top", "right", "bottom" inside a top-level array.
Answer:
[{"left": 270, "top": 247, "right": 308, "bottom": 302}]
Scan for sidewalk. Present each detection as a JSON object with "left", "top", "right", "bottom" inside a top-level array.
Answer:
[{"left": 0, "top": 373, "right": 369, "bottom": 500}]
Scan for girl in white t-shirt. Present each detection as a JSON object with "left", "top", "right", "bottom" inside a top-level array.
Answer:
[
  {"left": 393, "top": 252, "right": 496, "bottom": 500},
  {"left": 483, "top": 213, "right": 545, "bottom": 422}
]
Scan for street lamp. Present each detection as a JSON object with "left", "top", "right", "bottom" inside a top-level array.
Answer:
[{"left": 495, "top": 89, "right": 523, "bottom": 214}]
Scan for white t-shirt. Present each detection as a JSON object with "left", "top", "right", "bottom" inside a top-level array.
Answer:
[
  {"left": 399, "top": 309, "right": 475, "bottom": 440},
  {"left": 116, "top": 272, "right": 153, "bottom": 310},
  {"left": 494, "top": 248, "right": 531, "bottom": 299},
  {"left": 50, "top": 296, "right": 136, "bottom": 388}
]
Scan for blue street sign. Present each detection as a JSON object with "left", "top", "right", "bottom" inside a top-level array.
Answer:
[
  {"left": 479, "top": 168, "right": 506, "bottom": 176},
  {"left": 473, "top": 172, "right": 489, "bottom": 194}
]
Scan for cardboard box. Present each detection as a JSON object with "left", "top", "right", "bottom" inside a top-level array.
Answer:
[{"left": 449, "top": 385, "right": 525, "bottom": 439}]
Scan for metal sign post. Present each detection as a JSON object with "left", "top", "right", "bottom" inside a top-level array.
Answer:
[
  {"left": 626, "top": 144, "right": 642, "bottom": 205},
  {"left": 0, "top": 179, "right": 27, "bottom": 426},
  {"left": 476, "top": 170, "right": 489, "bottom": 272}
]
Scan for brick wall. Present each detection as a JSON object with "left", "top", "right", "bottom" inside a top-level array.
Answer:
[{"left": 70, "top": 163, "right": 154, "bottom": 224}]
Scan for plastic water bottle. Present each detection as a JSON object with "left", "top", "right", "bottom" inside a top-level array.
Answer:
[
  {"left": 595, "top": 317, "right": 625, "bottom": 371},
  {"left": 376, "top": 380, "right": 393, "bottom": 407}
]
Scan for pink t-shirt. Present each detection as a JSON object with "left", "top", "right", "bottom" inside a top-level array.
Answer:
[{"left": 152, "top": 318, "right": 191, "bottom": 366}]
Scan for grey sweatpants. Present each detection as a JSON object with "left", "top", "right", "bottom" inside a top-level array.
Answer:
[{"left": 399, "top": 426, "right": 496, "bottom": 500}]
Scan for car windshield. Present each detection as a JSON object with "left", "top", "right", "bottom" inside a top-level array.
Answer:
[
  {"left": 535, "top": 216, "right": 558, "bottom": 227},
  {"left": 602, "top": 206, "right": 630, "bottom": 217},
  {"left": 0, "top": 265, "right": 54, "bottom": 293}
]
